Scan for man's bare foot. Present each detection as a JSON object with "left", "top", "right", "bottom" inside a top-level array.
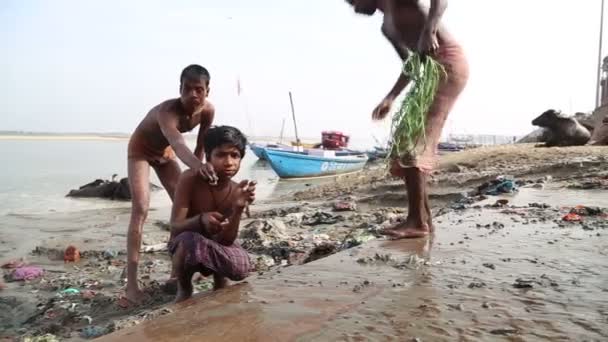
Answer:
[
  {"left": 381, "top": 219, "right": 430, "bottom": 239},
  {"left": 125, "top": 286, "right": 147, "bottom": 305}
]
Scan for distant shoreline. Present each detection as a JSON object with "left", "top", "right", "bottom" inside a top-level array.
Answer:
[{"left": 0, "top": 134, "right": 130, "bottom": 141}]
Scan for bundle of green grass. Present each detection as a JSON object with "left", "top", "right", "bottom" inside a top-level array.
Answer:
[{"left": 388, "top": 52, "right": 446, "bottom": 164}]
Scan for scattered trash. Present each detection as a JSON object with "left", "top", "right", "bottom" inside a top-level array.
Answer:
[
  {"left": 102, "top": 249, "right": 118, "bottom": 260},
  {"left": 302, "top": 212, "right": 341, "bottom": 225},
  {"left": 60, "top": 288, "right": 81, "bottom": 295},
  {"left": 1, "top": 259, "right": 26, "bottom": 269},
  {"left": 570, "top": 205, "right": 603, "bottom": 216},
  {"left": 333, "top": 201, "right": 357, "bottom": 212},
  {"left": 493, "top": 199, "right": 509, "bottom": 207},
  {"left": 80, "top": 325, "right": 108, "bottom": 339},
  {"left": 478, "top": 176, "right": 518, "bottom": 196},
  {"left": 23, "top": 334, "right": 60, "bottom": 342},
  {"left": 562, "top": 213, "right": 582, "bottom": 222},
  {"left": 10, "top": 266, "right": 44, "bottom": 281},
  {"left": 140, "top": 243, "right": 167, "bottom": 253},
  {"left": 64, "top": 245, "right": 81, "bottom": 263}
]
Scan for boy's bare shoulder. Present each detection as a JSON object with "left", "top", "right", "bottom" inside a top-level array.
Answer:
[
  {"left": 154, "top": 99, "right": 181, "bottom": 117},
  {"left": 200, "top": 101, "right": 215, "bottom": 123}
]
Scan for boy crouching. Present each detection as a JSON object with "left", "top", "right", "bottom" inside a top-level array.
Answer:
[{"left": 168, "top": 125, "right": 255, "bottom": 302}]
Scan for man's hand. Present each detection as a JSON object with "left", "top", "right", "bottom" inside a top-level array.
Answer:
[
  {"left": 417, "top": 27, "right": 439, "bottom": 55},
  {"left": 198, "top": 163, "right": 218, "bottom": 185},
  {"left": 234, "top": 180, "right": 256, "bottom": 208},
  {"left": 199, "top": 212, "right": 229, "bottom": 235},
  {"left": 372, "top": 97, "right": 394, "bottom": 121}
]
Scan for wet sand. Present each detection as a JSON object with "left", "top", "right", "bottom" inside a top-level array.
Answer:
[
  {"left": 2, "top": 144, "right": 608, "bottom": 341},
  {"left": 100, "top": 203, "right": 608, "bottom": 341}
]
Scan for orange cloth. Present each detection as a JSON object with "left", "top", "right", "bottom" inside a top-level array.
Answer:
[
  {"left": 127, "top": 131, "right": 176, "bottom": 165},
  {"left": 390, "top": 43, "right": 469, "bottom": 176}
]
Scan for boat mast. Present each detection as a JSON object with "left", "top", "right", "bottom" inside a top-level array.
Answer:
[
  {"left": 596, "top": 0, "right": 605, "bottom": 108},
  {"left": 288, "top": 91, "right": 301, "bottom": 145},
  {"left": 279, "top": 118, "right": 286, "bottom": 143}
]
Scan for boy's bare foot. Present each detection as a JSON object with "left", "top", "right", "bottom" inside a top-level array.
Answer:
[
  {"left": 163, "top": 278, "right": 178, "bottom": 295},
  {"left": 381, "top": 219, "right": 430, "bottom": 239},
  {"left": 174, "top": 288, "right": 192, "bottom": 303},
  {"left": 213, "top": 274, "right": 228, "bottom": 290}
]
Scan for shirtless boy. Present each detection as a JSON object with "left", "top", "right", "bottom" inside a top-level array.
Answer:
[
  {"left": 126, "top": 64, "right": 218, "bottom": 303},
  {"left": 168, "top": 125, "right": 255, "bottom": 302},
  {"left": 345, "top": 0, "right": 469, "bottom": 239}
]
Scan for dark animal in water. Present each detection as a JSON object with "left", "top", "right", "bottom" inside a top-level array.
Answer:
[
  {"left": 67, "top": 176, "right": 161, "bottom": 201},
  {"left": 531, "top": 109, "right": 591, "bottom": 147}
]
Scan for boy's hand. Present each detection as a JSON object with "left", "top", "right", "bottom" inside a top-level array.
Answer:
[
  {"left": 198, "top": 163, "right": 218, "bottom": 185},
  {"left": 200, "top": 212, "right": 229, "bottom": 235},
  {"left": 234, "top": 180, "right": 256, "bottom": 208}
]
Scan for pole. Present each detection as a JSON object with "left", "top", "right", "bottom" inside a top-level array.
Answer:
[
  {"left": 288, "top": 91, "right": 300, "bottom": 145},
  {"left": 279, "top": 118, "right": 285, "bottom": 143},
  {"left": 596, "top": 0, "right": 605, "bottom": 108}
]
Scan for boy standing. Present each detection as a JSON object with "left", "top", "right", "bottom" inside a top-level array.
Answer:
[
  {"left": 126, "top": 64, "right": 218, "bottom": 303},
  {"left": 168, "top": 126, "right": 255, "bottom": 302}
]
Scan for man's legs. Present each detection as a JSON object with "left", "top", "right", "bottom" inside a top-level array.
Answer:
[
  {"left": 381, "top": 167, "right": 431, "bottom": 239},
  {"left": 153, "top": 159, "right": 182, "bottom": 290},
  {"left": 152, "top": 159, "right": 182, "bottom": 201},
  {"left": 125, "top": 158, "right": 151, "bottom": 303}
]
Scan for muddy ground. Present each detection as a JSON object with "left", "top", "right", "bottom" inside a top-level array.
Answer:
[{"left": 1, "top": 144, "right": 607, "bottom": 341}]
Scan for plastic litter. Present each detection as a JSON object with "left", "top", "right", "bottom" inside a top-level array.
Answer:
[
  {"left": 11, "top": 266, "right": 44, "bottom": 281},
  {"left": 61, "top": 288, "right": 81, "bottom": 295},
  {"left": 80, "top": 325, "right": 108, "bottom": 339},
  {"left": 23, "top": 334, "right": 60, "bottom": 342}
]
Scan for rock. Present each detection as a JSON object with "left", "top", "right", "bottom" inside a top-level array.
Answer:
[
  {"left": 482, "top": 263, "right": 496, "bottom": 270},
  {"left": 490, "top": 328, "right": 519, "bottom": 336},
  {"left": 67, "top": 177, "right": 161, "bottom": 201},
  {"left": 513, "top": 278, "right": 536, "bottom": 289}
]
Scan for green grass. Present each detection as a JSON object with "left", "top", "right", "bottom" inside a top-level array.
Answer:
[{"left": 388, "top": 52, "right": 446, "bottom": 164}]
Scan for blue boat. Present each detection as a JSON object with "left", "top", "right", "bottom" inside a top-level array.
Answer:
[
  {"left": 248, "top": 142, "right": 293, "bottom": 160},
  {"left": 263, "top": 148, "right": 369, "bottom": 179}
]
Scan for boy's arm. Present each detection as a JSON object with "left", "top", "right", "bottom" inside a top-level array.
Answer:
[
  {"left": 214, "top": 180, "right": 256, "bottom": 246},
  {"left": 193, "top": 103, "right": 215, "bottom": 161},
  {"left": 170, "top": 171, "right": 200, "bottom": 237},
  {"left": 214, "top": 206, "right": 245, "bottom": 246},
  {"left": 158, "top": 109, "right": 202, "bottom": 171}
]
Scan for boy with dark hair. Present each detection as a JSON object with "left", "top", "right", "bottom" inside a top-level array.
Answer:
[
  {"left": 168, "top": 125, "right": 256, "bottom": 302},
  {"left": 125, "top": 64, "right": 219, "bottom": 303}
]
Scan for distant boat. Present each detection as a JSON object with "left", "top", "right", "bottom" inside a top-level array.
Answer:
[
  {"left": 248, "top": 142, "right": 293, "bottom": 160},
  {"left": 264, "top": 148, "right": 368, "bottom": 179}
]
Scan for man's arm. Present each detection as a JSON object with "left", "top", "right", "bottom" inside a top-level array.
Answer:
[
  {"left": 382, "top": 29, "right": 411, "bottom": 101},
  {"left": 158, "top": 109, "right": 202, "bottom": 171},
  {"left": 426, "top": 0, "right": 448, "bottom": 34},
  {"left": 169, "top": 171, "right": 200, "bottom": 237},
  {"left": 193, "top": 103, "right": 215, "bottom": 161}
]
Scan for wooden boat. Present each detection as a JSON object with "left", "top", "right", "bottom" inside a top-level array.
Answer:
[
  {"left": 248, "top": 142, "right": 294, "bottom": 160},
  {"left": 263, "top": 148, "right": 368, "bottom": 179}
]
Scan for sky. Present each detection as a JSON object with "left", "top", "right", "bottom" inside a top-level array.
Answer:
[{"left": 0, "top": 0, "right": 605, "bottom": 141}]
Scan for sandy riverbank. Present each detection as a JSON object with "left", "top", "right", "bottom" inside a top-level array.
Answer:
[{"left": 1, "top": 144, "right": 607, "bottom": 341}]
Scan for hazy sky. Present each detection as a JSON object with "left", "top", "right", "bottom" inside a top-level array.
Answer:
[{"left": 0, "top": 0, "right": 604, "bottom": 140}]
